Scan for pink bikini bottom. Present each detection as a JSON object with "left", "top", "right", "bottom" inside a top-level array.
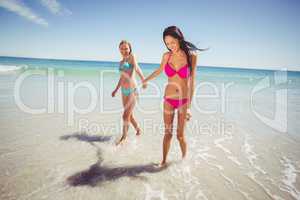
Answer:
[{"left": 164, "top": 97, "right": 188, "bottom": 109}]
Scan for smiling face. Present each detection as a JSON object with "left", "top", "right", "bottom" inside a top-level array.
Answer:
[
  {"left": 119, "top": 43, "right": 131, "bottom": 57},
  {"left": 164, "top": 35, "right": 180, "bottom": 52}
]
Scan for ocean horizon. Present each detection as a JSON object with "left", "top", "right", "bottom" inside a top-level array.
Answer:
[{"left": 1, "top": 56, "right": 299, "bottom": 72}]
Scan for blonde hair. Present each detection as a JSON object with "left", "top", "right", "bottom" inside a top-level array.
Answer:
[{"left": 119, "top": 40, "right": 132, "bottom": 54}]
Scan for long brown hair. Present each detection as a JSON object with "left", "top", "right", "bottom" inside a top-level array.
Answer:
[{"left": 163, "top": 26, "right": 207, "bottom": 71}]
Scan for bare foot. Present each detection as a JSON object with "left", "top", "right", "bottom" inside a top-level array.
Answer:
[
  {"left": 116, "top": 135, "right": 127, "bottom": 146},
  {"left": 136, "top": 127, "right": 141, "bottom": 136},
  {"left": 158, "top": 161, "right": 167, "bottom": 168},
  {"left": 152, "top": 162, "right": 166, "bottom": 169},
  {"left": 182, "top": 151, "right": 187, "bottom": 159}
]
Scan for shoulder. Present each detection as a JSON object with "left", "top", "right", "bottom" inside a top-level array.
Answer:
[
  {"left": 129, "top": 53, "right": 136, "bottom": 61},
  {"left": 190, "top": 51, "right": 197, "bottom": 65},
  {"left": 190, "top": 51, "right": 197, "bottom": 59},
  {"left": 162, "top": 52, "right": 171, "bottom": 60},
  {"left": 128, "top": 54, "right": 138, "bottom": 66}
]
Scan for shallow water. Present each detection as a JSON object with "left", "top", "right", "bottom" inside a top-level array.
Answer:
[{"left": 0, "top": 56, "right": 300, "bottom": 200}]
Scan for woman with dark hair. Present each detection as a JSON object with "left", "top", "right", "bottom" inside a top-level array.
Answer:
[
  {"left": 112, "top": 40, "right": 146, "bottom": 145},
  {"left": 143, "top": 26, "right": 206, "bottom": 166}
]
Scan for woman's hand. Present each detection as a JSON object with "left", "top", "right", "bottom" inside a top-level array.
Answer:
[
  {"left": 186, "top": 108, "right": 192, "bottom": 121},
  {"left": 141, "top": 52, "right": 168, "bottom": 86},
  {"left": 142, "top": 80, "right": 147, "bottom": 89},
  {"left": 112, "top": 89, "right": 117, "bottom": 97}
]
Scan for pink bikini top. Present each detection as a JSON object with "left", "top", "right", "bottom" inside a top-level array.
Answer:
[{"left": 164, "top": 53, "right": 190, "bottom": 79}]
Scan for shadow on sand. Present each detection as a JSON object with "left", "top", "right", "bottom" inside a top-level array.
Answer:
[
  {"left": 67, "top": 161, "right": 169, "bottom": 187},
  {"left": 60, "top": 131, "right": 112, "bottom": 143},
  {"left": 61, "top": 132, "right": 169, "bottom": 187}
]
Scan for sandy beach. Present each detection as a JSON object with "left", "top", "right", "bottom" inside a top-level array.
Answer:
[{"left": 0, "top": 58, "right": 300, "bottom": 200}]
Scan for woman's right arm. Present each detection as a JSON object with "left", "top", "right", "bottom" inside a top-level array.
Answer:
[
  {"left": 143, "top": 52, "right": 169, "bottom": 83},
  {"left": 114, "top": 76, "right": 122, "bottom": 91},
  {"left": 112, "top": 76, "right": 122, "bottom": 97}
]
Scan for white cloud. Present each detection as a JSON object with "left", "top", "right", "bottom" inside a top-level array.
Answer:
[
  {"left": 0, "top": 0, "right": 48, "bottom": 26},
  {"left": 39, "top": 0, "right": 71, "bottom": 15}
]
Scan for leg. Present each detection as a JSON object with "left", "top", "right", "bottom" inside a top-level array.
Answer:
[
  {"left": 116, "top": 93, "right": 136, "bottom": 145},
  {"left": 161, "top": 99, "right": 175, "bottom": 165},
  {"left": 177, "top": 102, "right": 188, "bottom": 159},
  {"left": 130, "top": 114, "right": 141, "bottom": 135}
]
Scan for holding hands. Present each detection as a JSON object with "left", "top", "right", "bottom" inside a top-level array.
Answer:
[{"left": 142, "top": 79, "right": 147, "bottom": 89}]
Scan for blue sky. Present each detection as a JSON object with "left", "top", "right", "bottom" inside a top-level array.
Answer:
[{"left": 0, "top": 0, "right": 299, "bottom": 70}]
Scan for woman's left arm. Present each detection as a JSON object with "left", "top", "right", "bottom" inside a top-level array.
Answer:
[
  {"left": 131, "top": 54, "right": 145, "bottom": 81},
  {"left": 188, "top": 52, "right": 198, "bottom": 109}
]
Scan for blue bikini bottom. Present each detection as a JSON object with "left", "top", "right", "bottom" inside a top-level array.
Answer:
[{"left": 121, "top": 87, "right": 137, "bottom": 96}]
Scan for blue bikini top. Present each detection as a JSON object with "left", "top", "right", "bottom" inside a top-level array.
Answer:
[{"left": 119, "top": 59, "right": 133, "bottom": 72}]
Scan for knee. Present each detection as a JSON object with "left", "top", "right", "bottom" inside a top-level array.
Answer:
[
  {"left": 165, "top": 127, "right": 173, "bottom": 135},
  {"left": 164, "top": 133, "right": 173, "bottom": 140},
  {"left": 122, "top": 113, "right": 130, "bottom": 121},
  {"left": 177, "top": 135, "right": 184, "bottom": 141},
  {"left": 176, "top": 131, "right": 185, "bottom": 141},
  {"left": 130, "top": 114, "right": 134, "bottom": 120}
]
